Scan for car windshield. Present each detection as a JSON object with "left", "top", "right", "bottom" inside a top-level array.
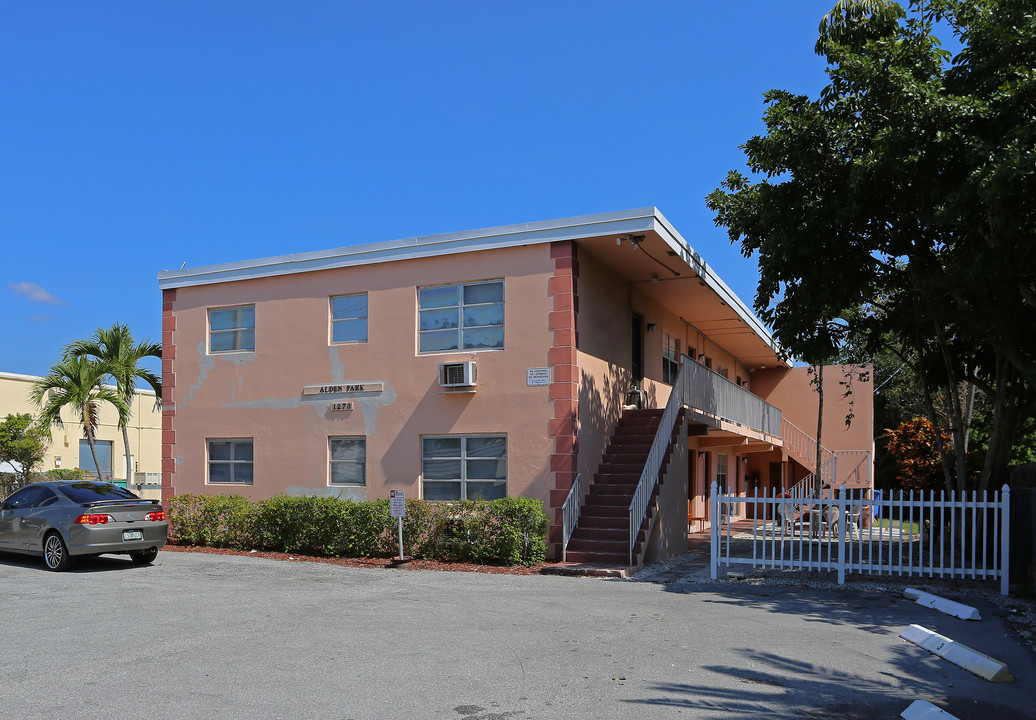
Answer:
[{"left": 57, "top": 482, "right": 140, "bottom": 503}]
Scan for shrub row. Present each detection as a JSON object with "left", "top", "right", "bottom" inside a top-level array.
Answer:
[{"left": 168, "top": 494, "right": 549, "bottom": 566}]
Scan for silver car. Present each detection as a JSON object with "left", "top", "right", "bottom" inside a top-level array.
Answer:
[{"left": 0, "top": 480, "right": 168, "bottom": 571}]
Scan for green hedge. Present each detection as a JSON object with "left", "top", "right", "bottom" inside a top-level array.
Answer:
[{"left": 167, "top": 494, "right": 549, "bottom": 566}]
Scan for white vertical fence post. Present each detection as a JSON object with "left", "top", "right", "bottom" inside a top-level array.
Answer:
[
  {"left": 710, "top": 481, "right": 719, "bottom": 580},
  {"left": 837, "top": 484, "right": 846, "bottom": 585},
  {"left": 1001, "top": 484, "right": 1011, "bottom": 596}
]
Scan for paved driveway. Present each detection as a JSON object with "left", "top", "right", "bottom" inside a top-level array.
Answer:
[{"left": 2, "top": 550, "right": 1034, "bottom": 719}]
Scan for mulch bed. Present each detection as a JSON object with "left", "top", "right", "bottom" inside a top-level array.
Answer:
[{"left": 162, "top": 543, "right": 548, "bottom": 575}]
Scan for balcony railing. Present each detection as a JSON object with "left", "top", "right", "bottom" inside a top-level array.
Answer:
[
  {"left": 626, "top": 357, "right": 782, "bottom": 566},
  {"left": 683, "top": 357, "right": 782, "bottom": 437}
]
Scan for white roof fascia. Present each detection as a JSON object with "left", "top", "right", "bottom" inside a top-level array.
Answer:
[
  {"left": 158, "top": 208, "right": 660, "bottom": 290},
  {"left": 0, "top": 370, "right": 44, "bottom": 383},
  {"left": 155, "top": 206, "right": 780, "bottom": 356},
  {"left": 0, "top": 370, "right": 157, "bottom": 396}
]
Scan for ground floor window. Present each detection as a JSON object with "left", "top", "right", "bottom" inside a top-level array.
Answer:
[
  {"left": 421, "top": 434, "right": 506, "bottom": 501},
  {"left": 79, "top": 439, "right": 113, "bottom": 481},
  {"left": 208, "top": 439, "right": 254, "bottom": 485},
  {"left": 716, "top": 453, "right": 728, "bottom": 489},
  {"left": 329, "top": 437, "right": 366, "bottom": 485}
]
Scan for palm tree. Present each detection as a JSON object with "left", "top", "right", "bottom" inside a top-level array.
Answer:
[
  {"left": 64, "top": 323, "right": 162, "bottom": 483},
  {"left": 30, "top": 356, "right": 130, "bottom": 480}
]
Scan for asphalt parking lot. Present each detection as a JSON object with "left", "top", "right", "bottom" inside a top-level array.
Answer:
[{"left": 2, "top": 550, "right": 1034, "bottom": 719}]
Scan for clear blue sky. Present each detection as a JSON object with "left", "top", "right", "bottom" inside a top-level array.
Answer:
[{"left": 1, "top": 1, "right": 842, "bottom": 378}]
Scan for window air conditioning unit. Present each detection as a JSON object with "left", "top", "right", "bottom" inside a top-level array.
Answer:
[{"left": 439, "top": 361, "right": 477, "bottom": 388}]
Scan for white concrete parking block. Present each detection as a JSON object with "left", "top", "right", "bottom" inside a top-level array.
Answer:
[
  {"left": 904, "top": 588, "right": 981, "bottom": 621},
  {"left": 900, "top": 699, "right": 960, "bottom": 719},
  {"left": 900, "top": 624, "right": 1013, "bottom": 682}
]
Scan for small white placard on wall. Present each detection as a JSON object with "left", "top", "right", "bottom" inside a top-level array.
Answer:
[{"left": 527, "top": 368, "right": 551, "bottom": 386}]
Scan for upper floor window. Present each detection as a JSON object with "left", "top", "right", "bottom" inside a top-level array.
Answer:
[
  {"left": 209, "top": 305, "right": 255, "bottom": 353},
  {"left": 331, "top": 293, "right": 368, "bottom": 344},
  {"left": 663, "top": 331, "right": 680, "bottom": 384},
  {"left": 418, "top": 281, "right": 503, "bottom": 353}
]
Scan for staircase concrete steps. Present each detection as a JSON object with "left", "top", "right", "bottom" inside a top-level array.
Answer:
[
  {"left": 566, "top": 538, "right": 627, "bottom": 554},
  {"left": 585, "top": 494, "right": 635, "bottom": 506},
  {"left": 589, "top": 483, "right": 638, "bottom": 495},
  {"left": 570, "top": 527, "right": 626, "bottom": 542},
  {"left": 593, "top": 475, "right": 640, "bottom": 486},
  {"left": 600, "top": 464, "right": 646, "bottom": 476},
  {"left": 608, "top": 438, "right": 653, "bottom": 451},
  {"left": 565, "top": 408, "right": 674, "bottom": 569},
  {"left": 563, "top": 550, "right": 630, "bottom": 564},
  {"left": 580, "top": 507, "right": 627, "bottom": 520}
]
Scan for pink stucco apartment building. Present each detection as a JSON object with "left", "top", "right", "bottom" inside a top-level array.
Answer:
[{"left": 157, "top": 208, "right": 872, "bottom": 565}]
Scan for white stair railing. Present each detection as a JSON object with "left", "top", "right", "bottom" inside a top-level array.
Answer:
[
  {"left": 561, "top": 473, "right": 582, "bottom": 562},
  {"left": 627, "top": 362, "right": 688, "bottom": 566}
]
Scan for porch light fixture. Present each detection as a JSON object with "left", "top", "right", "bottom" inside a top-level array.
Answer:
[
  {"left": 646, "top": 322, "right": 656, "bottom": 332},
  {"left": 698, "top": 353, "right": 705, "bottom": 362},
  {"left": 615, "top": 233, "right": 644, "bottom": 249},
  {"left": 697, "top": 451, "right": 706, "bottom": 459}
]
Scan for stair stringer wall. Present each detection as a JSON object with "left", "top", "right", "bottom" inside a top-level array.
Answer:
[{"left": 643, "top": 419, "right": 689, "bottom": 565}]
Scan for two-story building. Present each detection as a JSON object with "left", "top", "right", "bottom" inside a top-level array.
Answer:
[{"left": 157, "top": 208, "right": 872, "bottom": 566}]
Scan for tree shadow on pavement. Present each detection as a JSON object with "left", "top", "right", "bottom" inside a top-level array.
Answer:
[
  {"left": 620, "top": 645, "right": 1033, "bottom": 720},
  {"left": 660, "top": 579, "right": 975, "bottom": 636}
]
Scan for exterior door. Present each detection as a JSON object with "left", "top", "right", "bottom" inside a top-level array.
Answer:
[
  {"left": 703, "top": 453, "right": 712, "bottom": 521},
  {"left": 631, "top": 314, "right": 643, "bottom": 382}
]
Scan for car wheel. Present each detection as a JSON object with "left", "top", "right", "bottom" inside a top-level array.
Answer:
[
  {"left": 130, "top": 547, "right": 158, "bottom": 565},
  {"left": 43, "top": 533, "right": 71, "bottom": 572}
]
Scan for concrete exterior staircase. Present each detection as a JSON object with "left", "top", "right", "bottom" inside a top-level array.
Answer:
[{"left": 564, "top": 409, "right": 672, "bottom": 566}]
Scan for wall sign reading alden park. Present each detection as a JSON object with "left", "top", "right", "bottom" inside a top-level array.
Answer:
[{"left": 303, "top": 382, "right": 384, "bottom": 396}]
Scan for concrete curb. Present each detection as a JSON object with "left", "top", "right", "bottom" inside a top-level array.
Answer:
[
  {"left": 904, "top": 588, "right": 981, "bottom": 621},
  {"left": 899, "top": 624, "right": 1013, "bottom": 682},
  {"left": 901, "top": 699, "right": 960, "bottom": 719}
]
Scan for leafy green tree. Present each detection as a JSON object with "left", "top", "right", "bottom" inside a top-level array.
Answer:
[
  {"left": 0, "top": 413, "right": 49, "bottom": 491},
  {"left": 65, "top": 323, "right": 161, "bottom": 482},
  {"left": 30, "top": 356, "right": 130, "bottom": 481},
  {"left": 707, "top": 0, "right": 1036, "bottom": 492}
]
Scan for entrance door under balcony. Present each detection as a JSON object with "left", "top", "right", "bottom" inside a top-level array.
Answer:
[{"left": 631, "top": 313, "right": 643, "bottom": 382}]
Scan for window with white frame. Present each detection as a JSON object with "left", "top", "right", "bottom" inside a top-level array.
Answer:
[
  {"left": 208, "top": 439, "right": 254, "bottom": 484},
  {"left": 421, "top": 435, "right": 506, "bottom": 501},
  {"left": 418, "top": 281, "right": 503, "bottom": 353},
  {"left": 209, "top": 305, "right": 255, "bottom": 353},
  {"left": 715, "top": 453, "right": 728, "bottom": 490},
  {"left": 329, "top": 437, "right": 365, "bottom": 485},
  {"left": 330, "top": 293, "right": 368, "bottom": 344},
  {"left": 662, "top": 331, "right": 680, "bottom": 384}
]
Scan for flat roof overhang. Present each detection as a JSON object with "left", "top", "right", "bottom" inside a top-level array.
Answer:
[
  {"left": 568, "top": 216, "right": 786, "bottom": 371},
  {"left": 157, "top": 207, "right": 786, "bottom": 370}
]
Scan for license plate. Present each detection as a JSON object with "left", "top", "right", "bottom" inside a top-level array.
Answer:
[{"left": 123, "top": 530, "right": 143, "bottom": 541}]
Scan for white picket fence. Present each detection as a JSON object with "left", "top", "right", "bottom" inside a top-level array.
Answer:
[{"left": 710, "top": 482, "right": 1012, "bottom": 595}]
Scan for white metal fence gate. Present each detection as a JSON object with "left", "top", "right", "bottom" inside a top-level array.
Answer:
[{"left": 709, "top": 481, "right": 1012, "bottom": 595}]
